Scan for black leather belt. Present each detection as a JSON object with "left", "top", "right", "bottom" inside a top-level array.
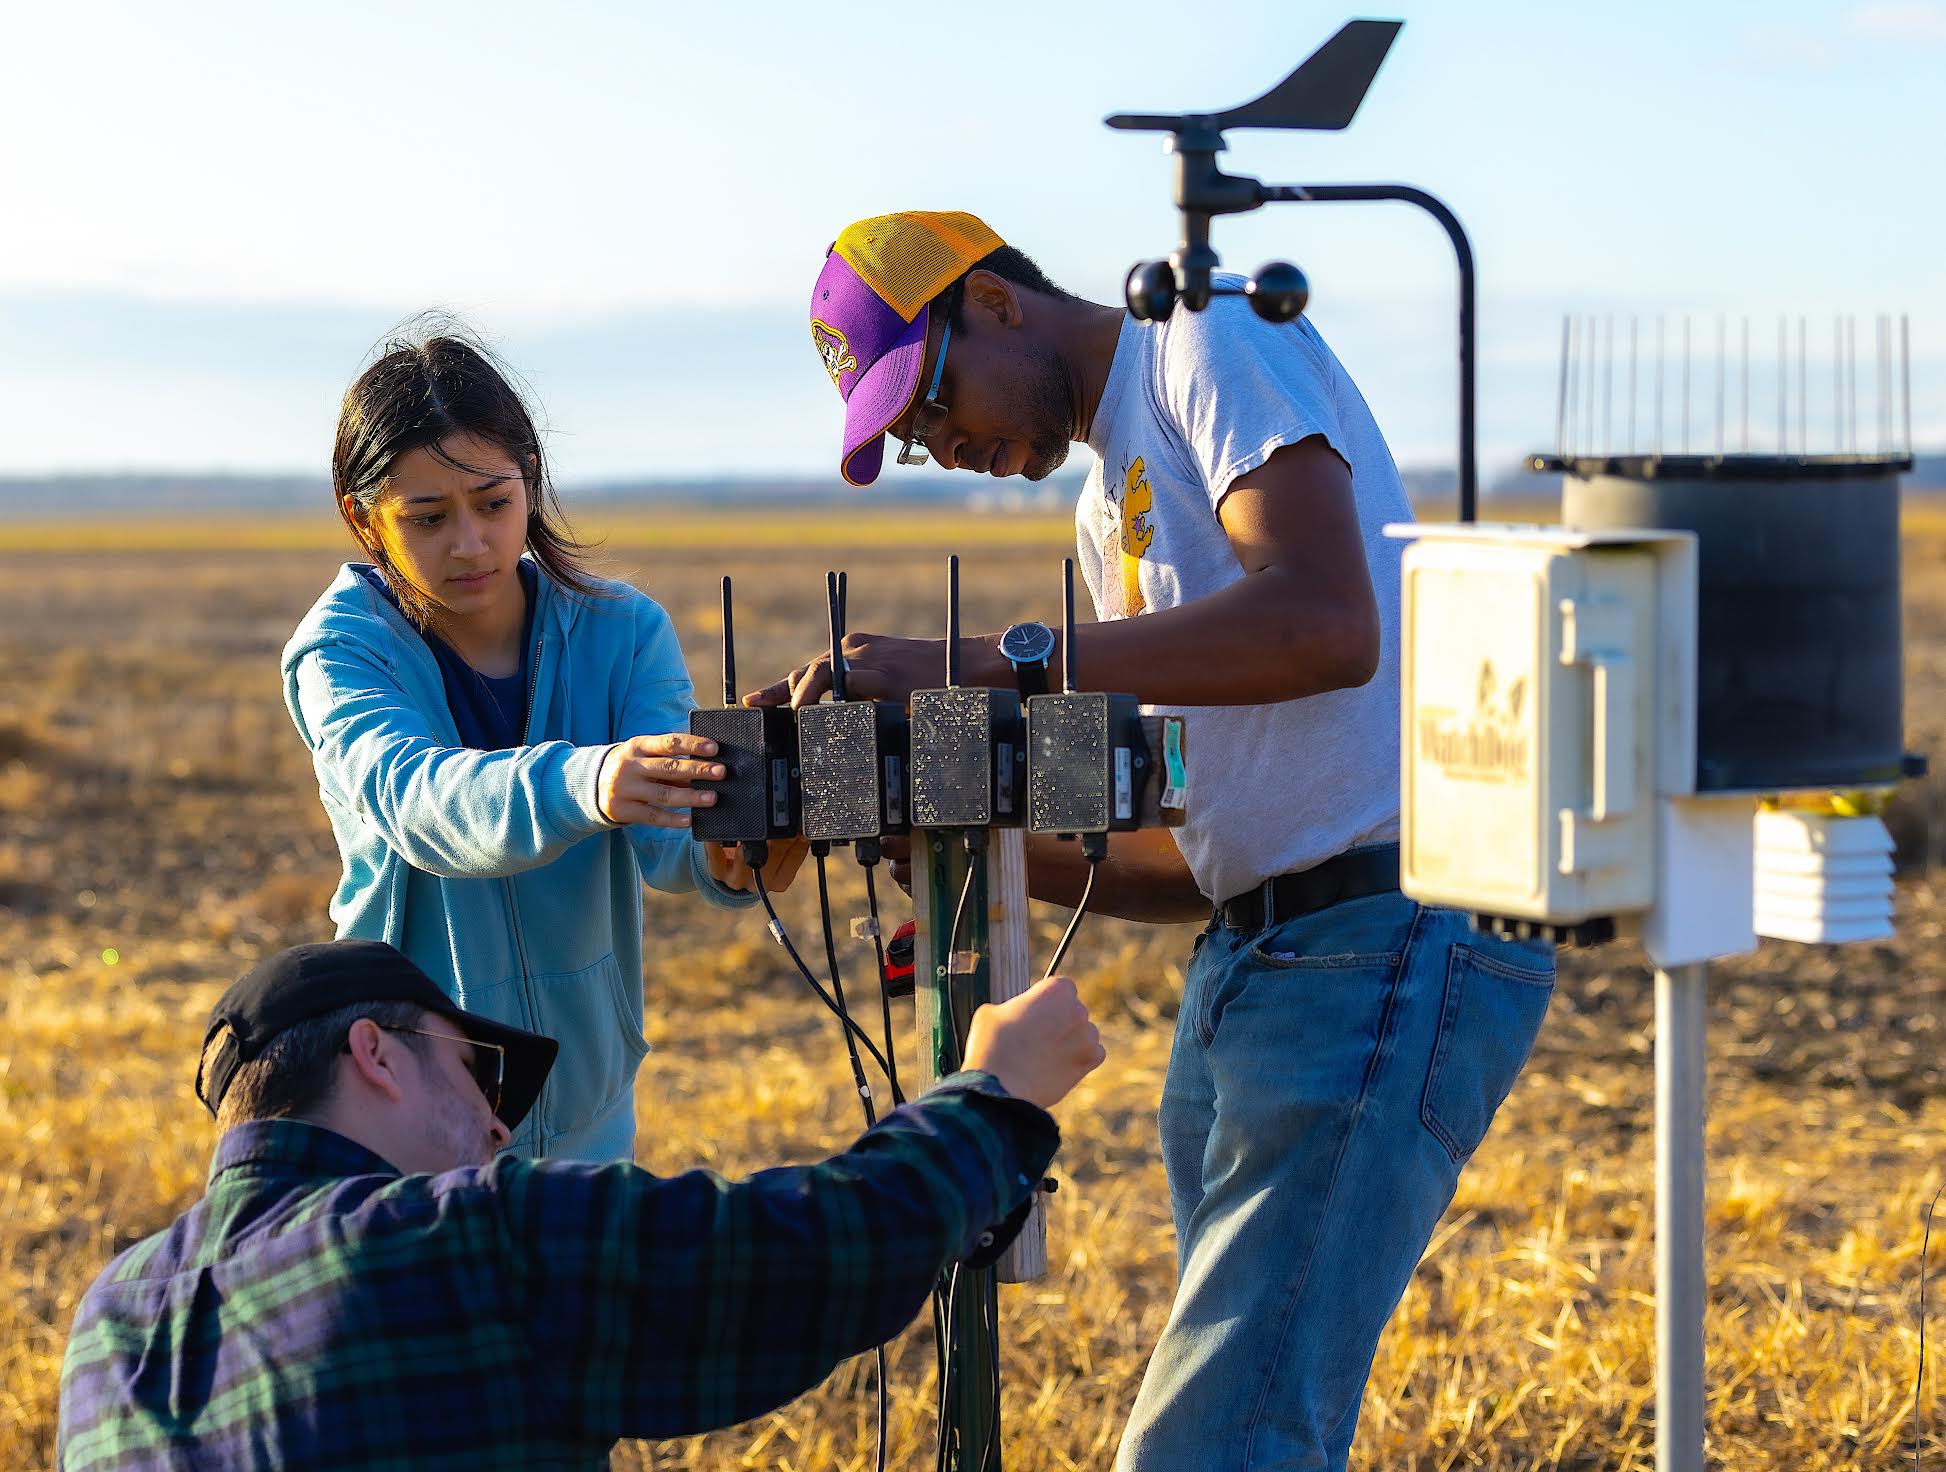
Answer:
[{"left": 1216, "top": 843, "right": 1401, "bottom": 932}]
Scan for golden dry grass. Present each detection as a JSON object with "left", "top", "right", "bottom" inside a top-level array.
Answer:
[
  {"left": 2, "top": 511, "right": 1943, "bottom": 1470},
  {"left": 0, "top": 506, "right": 1079, "bottom": 555}
]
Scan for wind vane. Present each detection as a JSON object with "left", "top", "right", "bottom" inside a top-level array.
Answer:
[{"left": 1106, "top": 18, "right": 1483, "bottom": 523}]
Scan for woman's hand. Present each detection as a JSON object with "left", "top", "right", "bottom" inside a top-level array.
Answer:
[
  {"left": 597, "top": 734, "right": 725, "bottom": 827},
  {"left": 704, "top": 835, "right": 812, "bottom": 894}
]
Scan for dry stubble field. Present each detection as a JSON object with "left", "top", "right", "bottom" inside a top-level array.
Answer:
[{"left": 1, "top": 506, "right": 1942, "bottom": 1470}]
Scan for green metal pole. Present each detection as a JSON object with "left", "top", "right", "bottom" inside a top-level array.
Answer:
[{"left": 917, "top": 829, "right": 1001, "bottom": 1472}]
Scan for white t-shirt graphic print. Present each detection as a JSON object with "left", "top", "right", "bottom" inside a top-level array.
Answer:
[{"left": 1075, "top": 280, "right": 1412, "bottom": 902}]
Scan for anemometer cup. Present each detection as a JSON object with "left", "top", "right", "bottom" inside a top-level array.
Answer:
[
  {"left": 1125, "top": 261, "right": 1179, "bottom": 323},
  {"left": 1124, "top": 258, "right": 1309, "bottom": 324},
  {"left": 1245, "top": 262, "right": 1310, "bottom": 322}
]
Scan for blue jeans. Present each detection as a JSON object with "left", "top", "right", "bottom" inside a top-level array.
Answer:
[{"left": 1116, "top": 886, "right": 1555, "bottom": 1471}]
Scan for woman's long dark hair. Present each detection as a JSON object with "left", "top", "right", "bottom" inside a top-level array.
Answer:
[{"left": 333, "top": 317, "right": 604, "bottom": 627}]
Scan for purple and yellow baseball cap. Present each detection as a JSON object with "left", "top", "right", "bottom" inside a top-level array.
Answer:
[{"left": 809, "top": 211, "right": 1004, "bottom": 487}]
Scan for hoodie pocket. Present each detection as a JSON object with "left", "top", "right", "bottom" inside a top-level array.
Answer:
[{"left": 528, "top": 952, "right": 648, "bottom": 1144}]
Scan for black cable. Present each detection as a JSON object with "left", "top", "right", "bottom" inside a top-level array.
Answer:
[
  {"left": 934, "top": 834, "right": 1002, "bottom": 1472},
  {"left": 783, "top": 847, "right": 893, "bottom": 1472},
  {"left": 761, "top": 830, "right": 1015, "bottom": 1472},
  {"left": 1042, "top": 847, "right": 1103, "bottom": 981},
  {"left": 935, "top": 1264, "right": 964, "bottom": 1472},
  {"left": 980, "top": 1271, "right": 1002, "bottom": 1472},
  {"left": 816, "top": 847, "right": 878, "bottom": 1125},
  {"left": 931, "top": 835, "right": 983, "bottom": 1472},
  {"left": 931, "top": 1275, "right": 951, "bottom": 1453},
  {"left": 934, "top": 1266, "right": 1002, "bottom": 1472},
  {"left": 1919, "top": 1181, "right": 1944, "bottom": 1472},
  {"left": 873, "top": 1348, "right": 889, "bottom": 1472},
  {"left": 752, "top": 870, "right": 894, "bottom": 1082},
  {"left": 941, "top": 846, "right": 982, "bottom": 1067},
  {"left": 860, "top": 858, "right": 906, "bottom": 1106}
]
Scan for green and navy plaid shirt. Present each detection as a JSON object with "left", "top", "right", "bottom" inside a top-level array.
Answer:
[{"left": 58, "top": 1072, "right": 1057, "bottom": 1471}]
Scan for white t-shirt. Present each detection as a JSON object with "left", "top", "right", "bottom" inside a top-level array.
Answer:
[{"left": 1076, "top": 280, "right": 1412, "bottom": 902}]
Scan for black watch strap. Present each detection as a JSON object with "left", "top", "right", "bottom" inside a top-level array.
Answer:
[{"left": 1013, "top": 657, "right": 1049, "bottom": 699}]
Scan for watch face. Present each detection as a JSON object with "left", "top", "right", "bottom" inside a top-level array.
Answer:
[{"left": 1001, "top": 621, "right": 1056, "bottom": 665}]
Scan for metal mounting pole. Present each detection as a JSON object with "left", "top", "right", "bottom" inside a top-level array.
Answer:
[
  {"left": 1259, "top": 182, "right": 1477, "bottom": 522},
  {"left": 914, "top": 826, "right": 1042, "bottom": 1470},
  {"left": 1654, "top": 962, "right": 1708, "bottom": 1472}
]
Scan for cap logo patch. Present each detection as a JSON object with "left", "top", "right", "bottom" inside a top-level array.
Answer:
[{"left": 811, "top": 320, "right": 857, "bottom": 389}]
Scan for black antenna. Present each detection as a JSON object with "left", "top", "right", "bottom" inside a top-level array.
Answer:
[
  {"left": 1062, "top": 557, "right": 1078, "bottom": 694},
  {"left": 719, "top": 575, "right": 736, "bottom": 707},
  {"left": 946, "top": 554, "right": 961, "bottom": 687},
  {"left": 826, "top": 570, "right": 847, "bottom": 702}
]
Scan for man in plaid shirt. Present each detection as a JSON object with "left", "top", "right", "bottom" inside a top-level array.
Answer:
[{"left": 58, "top": 939, "right": 1099, "bottom": 1470}]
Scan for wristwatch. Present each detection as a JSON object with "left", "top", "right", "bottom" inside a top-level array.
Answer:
[{"left": 999, "top": 621, "right": 1055, "bottom": 698}]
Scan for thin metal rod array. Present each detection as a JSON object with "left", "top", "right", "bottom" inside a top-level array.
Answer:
[
  {"left": 1555, "top": 317, "right": 1571, "bottom": 457},
  {"left": 1904, "top": 315, "right": 1914, "bottom": 458},
  {"left": 1628, "top": 318, "right": 1638, "bottom": 454},
  {"left": 1715, "top": 315, "right": 1725, "bottom": 455},
  {"left": 1553, "top": 310, "right": 1915, "bottom": 462},
  {"left": 1603, "top": 314, "right": 1614, "bottom": 452},
  {"left": 1655, "top": 316, "right": 1665, "bottom": 453},
  {"left": 1740, "top": 317, "right": 1749, "bottom": 452}
]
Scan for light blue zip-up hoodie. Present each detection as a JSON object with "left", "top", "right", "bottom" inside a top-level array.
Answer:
[{"left": 281, "top": 562, "right": 753, "bottom": 1161}]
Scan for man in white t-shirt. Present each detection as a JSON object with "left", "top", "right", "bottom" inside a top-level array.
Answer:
[{"left": 761, "top": 210, "right": 1556, "bottom": 1471}]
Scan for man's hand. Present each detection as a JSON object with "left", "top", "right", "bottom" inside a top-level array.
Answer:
[
  {"left": 961, "top": 975, "right": 1105, "bottom": 1110},
  {"left": 704, "top": 835, "right": 812, "bottom": 894},
  {"left": 877, "top": 834, "right": 915, "bottom": 896},
  {"left": 597, "top": 734, "right": 724, "bottom": 827},
  {"left": 746, "top": 632, "right": 948, "bottom": 709}
]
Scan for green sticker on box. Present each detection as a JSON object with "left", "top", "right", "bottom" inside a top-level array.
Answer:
[{"left": 1161, "top": 715, "right": 1187, "bottom": 811}]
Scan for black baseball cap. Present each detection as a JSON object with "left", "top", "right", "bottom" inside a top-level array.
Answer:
[{"left": 196, "top": 940, "right": 558, "bottom": 1132}]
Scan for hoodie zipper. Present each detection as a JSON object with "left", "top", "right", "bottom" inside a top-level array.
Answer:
[{"left": 503, "top": 629, "right": 546, "bottom": 1138}]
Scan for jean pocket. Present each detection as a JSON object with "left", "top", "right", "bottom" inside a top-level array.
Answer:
[
  {"left": 1246, "top": 891, "right": 1418, "bottom": 970},
  {"left": 1420, "top": 942, "right": 1555, "bottom": 1165},
  {"left": 527, "top": 953, "right": 647, "bottom": 1141}
]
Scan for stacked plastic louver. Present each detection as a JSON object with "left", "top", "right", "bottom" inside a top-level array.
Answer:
[{"left": 1752, "top": 807, "right": 1895, "bottom": 943}]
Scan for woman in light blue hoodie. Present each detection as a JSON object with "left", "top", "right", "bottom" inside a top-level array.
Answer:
[{"left": 282, "top": 326, "right": 804, "bottom": 1161}]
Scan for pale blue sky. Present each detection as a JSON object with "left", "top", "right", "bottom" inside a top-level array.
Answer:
[{"left": 2, "top": 0, "right": 1941, "bottom": 485}]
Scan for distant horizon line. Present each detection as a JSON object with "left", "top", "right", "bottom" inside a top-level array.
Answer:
[{"left": 1, "top": 448, "right": 1941, "bottom": 491}]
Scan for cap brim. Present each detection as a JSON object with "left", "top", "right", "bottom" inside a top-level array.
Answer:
[
  {"left": 839, "top": 310, "right": 929, "bottom": 488},
  {"left": 433, "top": 1007, "right": 559, "bottom": 1135}
]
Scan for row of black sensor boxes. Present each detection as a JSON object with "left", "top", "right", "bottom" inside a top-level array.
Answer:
[{"left": 689, "top": 687, "right": 1188, "bottom": 844}]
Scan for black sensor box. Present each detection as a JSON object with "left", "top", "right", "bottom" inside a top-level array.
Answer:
[
  {"left": 687, "top": 705, "right": 800, "bottom": 844},
  {"left": 909, "top": 686, "right": 1026, "bottom": 829},
  {"left": 1026, "top": 691, "right": 1151, "bottom": 835},
  {"left": 797, "top": 699, "right": 911, "bottom": 842}
]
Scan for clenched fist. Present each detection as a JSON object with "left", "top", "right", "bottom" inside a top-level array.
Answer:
[{"left": 962, "top": 975, "right": 1106, "bottom": 1109}]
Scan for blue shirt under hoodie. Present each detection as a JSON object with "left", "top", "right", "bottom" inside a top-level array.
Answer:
[{"left": 281, "top": 560, "right": 752, "bottom": 1161}]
